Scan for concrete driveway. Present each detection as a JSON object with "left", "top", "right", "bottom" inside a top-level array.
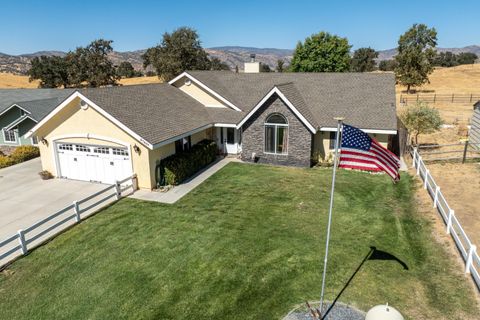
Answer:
[{"left": 0, "top": 158, "right": 107, "bottom": 240}]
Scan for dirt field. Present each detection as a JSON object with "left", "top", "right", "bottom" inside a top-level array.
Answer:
[
  {"left": 0, "top": 73, "right": 161, "bottom": 89},
  {"left": 415, "top": 162, "right": 480, "bottom": 246},
  {"left": 413, "top": 175, "right": 480, "bottom": 298}
]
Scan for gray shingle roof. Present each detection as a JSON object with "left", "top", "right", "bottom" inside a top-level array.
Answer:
[
  {"left": 80, "top": 84, "right": 213, "bottom": 146},
  {"left": 14, "top": 97, "right": 66, "bottom": 121},
  {"left": 186, "top": 71, "right": 397, "bottom": 130},
  {"left": 274, "top": 82, "right": 318, "bottom": 130},
  {"left": 0, "top": 88, "right": 74, "bottom": 114}
]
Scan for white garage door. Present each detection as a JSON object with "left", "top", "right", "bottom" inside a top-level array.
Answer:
[{"left": 56, "top": 143, "right": 132, "bottom": 184}]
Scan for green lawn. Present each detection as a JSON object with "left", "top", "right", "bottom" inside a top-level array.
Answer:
[{"left": 0, "top": 163, "right": 477, "bottom": 320}]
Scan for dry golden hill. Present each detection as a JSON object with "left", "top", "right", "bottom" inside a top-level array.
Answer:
[
  {"left": 0, "top": 73, "right": 38, "bottom": 88},
  {"left": 396, "top": 64, "right": 480, "bottom": 94},
  {"left": 395, "top": 64, "right": 480, "bottom": 124},
  {"left": 0, "top": 73, "right": 161, "bottom": 89},
  {"left": 119, "top": 76, "right": 162, "bottom": 86}
]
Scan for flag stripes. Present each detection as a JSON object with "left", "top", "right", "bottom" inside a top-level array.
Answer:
[{"left": 339, "top": 124, "right": 400, "bottom": 181}]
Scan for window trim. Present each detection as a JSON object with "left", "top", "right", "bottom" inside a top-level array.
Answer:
[
  {"left": 3, "top": 128, "right": 17, "bottom": 144},
  {"left": 264, "top": 114, "right": 289, "bottom": 155}
]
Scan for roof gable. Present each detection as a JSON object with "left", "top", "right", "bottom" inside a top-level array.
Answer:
[
  {"left": 237, "top": 84, "right": 317, "bottom": 133},
  {"left": 28, "top": 84, "right": 216, "bottom": 149}
]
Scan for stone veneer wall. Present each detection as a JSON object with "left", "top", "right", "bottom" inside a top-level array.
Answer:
[{"left": 241, "top": 94, "right": 313, "bottom": 167}]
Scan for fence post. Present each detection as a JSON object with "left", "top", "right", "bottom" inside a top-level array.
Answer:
[
  {"left": 73, "top": 201, "right": 80, "bottom": 222},
  {"left": 115, "top": 181, "right": 121, "bottom": 200},
  {"left": 446, "top": 209, "right": 455, "bottom": 234},
  {"left": 451, "top": 93, "right": 454, "bottom": 103},
  {"left": 462, "top": 140, "right": 469, "bottom": 164},
  {"left": 465, "top": 245, "right": 477, "bottom": 274},
  {"left": 424, "top": 169, "right": 429, "bottom": 189},
  {"left": 433, "top": 186, "right": 440, "bottom": 208},
  {"left": 470, "top": 93, "right": 473, "bottom": 103},
  {"left": 416, "top": 156, "right": 421, "bottom": 175},
  {"left": 17, "top": 229, "right": 27, "bottom": 255},
  {"left": 412, "top": 147, "right": 417, "bottom": 168},
  {"left": 433, "top": 94, "right": 436, "bottom": 104}
]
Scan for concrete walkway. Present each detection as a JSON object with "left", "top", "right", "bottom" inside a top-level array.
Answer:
[{"left": 130, "top": 157, "right": 237, "bottom": 204}]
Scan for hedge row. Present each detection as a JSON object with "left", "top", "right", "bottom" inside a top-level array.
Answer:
[
  {"left": 0, "top": 146, "right": 40, "bottom": 169},
  {"left": 160, "top": 139, "right": 217, "bottom": 185}
]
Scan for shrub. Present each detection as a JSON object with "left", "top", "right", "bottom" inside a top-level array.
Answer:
[
  {"left": 39, "top": 170, "right": 54, "bottom": 180},
  {"left": 0, "top": 155, "right": 16, "bottom": 169},
  {"left": 160, "top": 139, "right": 217, "bottom": 185},
  {"left": 10, "top": 146, "right": 40, "bottom": 163}
]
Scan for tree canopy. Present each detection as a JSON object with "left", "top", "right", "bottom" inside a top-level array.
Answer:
[
  {"left": 378, "top": 60, "right": 398, "bottom": 71},
  {"left": 143, "top": 27, "right": 212, "bottom": 81},
  {"left": 209, "top": 57, "right": 230, "bottom": 70},
  {"left": 116, "top": 61, "right": 136, "bottom": 78},
  {"left": 395, "top": 24, "right": 437, "bottom": 93},
  {"left": 276, "top": 59, "right": 285, "bottom": 72},
  {"left": 28, "top": 55, "right": 70, "bottom": 88},
  {"left": 350, "top": 47, "right": 378, "bottom": 72},
  {"left": 260, "top": 63, "right": 271, "bottom": 72},
  {"left": 290, "top": 31, "right": 351, "bottom": 72},
  {"left": 400, "top": 102, "right": 443, "bottom": 145},
  {"left": 28, "top": 39, "right": 120, "bottom": 88}
]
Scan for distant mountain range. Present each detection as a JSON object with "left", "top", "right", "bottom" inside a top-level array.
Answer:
[{"left": 1, "top": 45, "right": 479, "bottom": 75}]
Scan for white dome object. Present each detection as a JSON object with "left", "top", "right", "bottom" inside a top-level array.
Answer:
[{"left": 365, "top": 304, "right": 404, "bottom": 320}]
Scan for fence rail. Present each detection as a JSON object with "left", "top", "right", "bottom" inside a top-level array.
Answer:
[
  {"left": 0, "top": 175, "right": 137, "bottom": 268},
  {"left": 416, "top": 141, "right": 480, "bottom": 163},
  {"left": 411, "top": 147, "right": 479, "bottom": 290},
  {"left": 399, "top": 93, "right": 480, "bottom": 105}
]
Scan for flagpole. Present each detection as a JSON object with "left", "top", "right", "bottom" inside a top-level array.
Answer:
[{"left": 319, "top": 117, "right": 344, "bottom": 317}]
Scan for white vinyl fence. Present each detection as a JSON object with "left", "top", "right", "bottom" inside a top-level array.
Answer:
[
  {"left": 0, "top": 175, "right": 137, "bottom": 269},
  {"left": 411, "top": 147, "right": 479, "bottom": 290}
]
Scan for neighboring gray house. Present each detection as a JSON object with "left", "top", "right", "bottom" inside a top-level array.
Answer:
[
  {"left": 0, "top": 89, "right": 74, "bottom": 147},
  {"left": 470, "top": 101, "right": 480, "bottom": 147}
]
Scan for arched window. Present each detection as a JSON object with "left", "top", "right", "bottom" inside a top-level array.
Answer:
[{"left": 265, "top": 113, "right": 288, "bottom": 154}]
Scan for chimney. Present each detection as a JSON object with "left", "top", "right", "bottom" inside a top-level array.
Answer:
[{"left": 244, "top": 53, "right": 260, "bottom": 73}]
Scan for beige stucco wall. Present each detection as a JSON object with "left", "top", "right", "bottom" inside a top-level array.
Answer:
[
  {"left": 312, "top": 131, "right": 390, "bottom": 160},
  {"left": 34, "top": 97, "right": 175, "bottom": 190},
  {"left": 172, "top": 77, "right": 227, "bottom": 108}
]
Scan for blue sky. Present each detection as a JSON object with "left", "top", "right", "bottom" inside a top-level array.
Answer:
[{"left": 0, "top": 0, "right": 479, "bottom": 55}]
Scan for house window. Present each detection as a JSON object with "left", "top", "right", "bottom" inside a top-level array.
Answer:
[
  {"left": 329, "top": 131, "right": 341, "bottom": 150},
  {"left": 112, "top": 148, "right": 128, "bottom": 156},
  {"left": 226, "top": 128, "right": 235, "bottom": 144},
  {"left": 94, "top": 147, "right": 110, "bottom": 154},
  {"left": 31, "top": 136, "right": 38, "bottom": 145},
  {"left": 75, "top": 145, "right": 90, "bottom": 152},
  {"left": 59, "top": 144, "right": 73, "bottom": 151},
  {"left": 175, "top": 136, "right": 192, "bottom": 153},
  {"left": 3, "top": 129, "right": 16, "bottom": 143},
  {"left": 264, "top": 113, "right": 288, "bottom": 154}
]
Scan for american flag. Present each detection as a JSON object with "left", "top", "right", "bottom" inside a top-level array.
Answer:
[{"left": 338, "top": 124, "right": 400, "bottom": 181}]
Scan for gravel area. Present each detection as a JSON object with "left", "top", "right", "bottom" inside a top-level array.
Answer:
[{"left": 284, "top": 301, "right": 365, "bottom": 320}]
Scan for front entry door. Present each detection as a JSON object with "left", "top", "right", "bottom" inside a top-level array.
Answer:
[
  {"left": 217, "top": 127, "right": 240, "bottom": 154},
  {"left": 225, "top": 128, "right": 236, "bottom": 154}
]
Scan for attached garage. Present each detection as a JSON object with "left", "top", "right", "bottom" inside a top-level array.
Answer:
[{"left": 55, "top": 142, "right": 132, "bottom": 184}]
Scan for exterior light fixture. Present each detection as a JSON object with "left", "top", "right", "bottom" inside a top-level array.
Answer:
[
  {"left": 133, "top": 144, "right": 141, "bottom": 154},
  {"left": 40, "top": 137, "right": 48, "bottom": 146}
]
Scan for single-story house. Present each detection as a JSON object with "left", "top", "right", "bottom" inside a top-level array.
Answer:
[
  {"left": 0, "top": 89, "right": 74, "bottom": 147},
  {"left": 26, "top": 64, "right": 397, "bottom": 189}
]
